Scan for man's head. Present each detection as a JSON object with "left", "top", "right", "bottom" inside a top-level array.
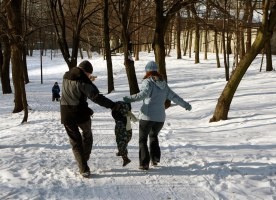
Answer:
[{"left": 78, "top": 60, "right": 93, "bottom": 74}]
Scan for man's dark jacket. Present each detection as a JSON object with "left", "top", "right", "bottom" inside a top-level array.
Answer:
[{"left": 60, "top": 67, "right": 115, "bottom": 124}]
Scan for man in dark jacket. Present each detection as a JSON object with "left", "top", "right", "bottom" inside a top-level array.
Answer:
[{"left": 60, "top": 60, "right": 119, "bottom": 178}]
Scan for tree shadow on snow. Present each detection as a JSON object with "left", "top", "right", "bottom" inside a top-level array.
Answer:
[{"left": 157, "top": 161, "right": 276, "bottom": 179}]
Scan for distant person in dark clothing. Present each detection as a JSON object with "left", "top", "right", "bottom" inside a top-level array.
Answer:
[
  {"left": 52, "top": 82, "right": 60, "bottom": 101},
  {"left": 60, "top": 60, "right": 120, "bottom": 178}
]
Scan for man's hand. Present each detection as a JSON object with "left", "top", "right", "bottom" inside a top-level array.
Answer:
[{"left": 89, "top": 75, "right": 97, "bottom": 81}]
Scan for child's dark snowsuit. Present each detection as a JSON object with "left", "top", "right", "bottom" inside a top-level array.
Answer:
[
  {"left": 52, "top": 82, "right": 60, "bottom": 101},
  {"left": 112, "top": 102, "right": 136, "bottom": 167}
]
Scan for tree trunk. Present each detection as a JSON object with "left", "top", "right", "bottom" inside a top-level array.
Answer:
[
  {"left": 210, "top": 2, "right": 276, "bottom": 122},
  {"left": 214, "top": 30, "right": 221, "bottom": 68},
  {"left": 183, "top": 10, "right": 191, "bottom": 56},
  {"left": 240, "top": 27, "right": 245, "bottom": 58},
  {"left": 1, "top": 36, "right": 12, "bottom": 94},
  {"left": 183, "top": 29, "right": 189, "bottom": 56},
  {"left": 176, "top": 12, "right": 182, "bottom": 59},
  {"left": 194, "top": 23, "right": 200, "bottom": 64},
  {"left": 134, "top": 38, "right": 140, "bottom": 61},
  {"left": 103, "top": 0, "right": 114, "bottom": 94},
  {"left": 265, "top": 40, "right": 273, "bottom": 71},
  {"left": 245, "top": 0, "right": 257, "bottom": 53},
  {"left": 22, "top": 46, "right": 29, "bottom": 84},
  {"left": 153, "top": 31, "right": 167, "bottom": 80},
  {"left": 188, "top": 29, "right": 193, "bottom": 58},
  {"left": 134, "top": 2, "right": 141, "bottom": 61},
  {"left": 121, "top": 0, "right": 139, "bottom": 95},
  {"left": 222, "top": 18, "right": 229, "bottom": 81},
  {"left": 6, "top": 0, "right": 28, "bottom": 123},
  {"left": 204, "top": 29, "right": 208, "bottom": 60},
  {"left": 234, "top": 2, "right": 240, "bottom": 69},
  {"left": 48, "top": 0, "right": 84, "bottom": 70},
  {"left": 204, "top": 0, "right": 209, "bottom": 60},
  {"left": 79, "top": 43, "right": 84, "bottom": 59},
  {"left": 0, "top": 43, "right": 2, "bottom": 72},
  {"left": 0, "top": 43, "right": 4, "bottom": 92},
  {"left": 153, "top": 0, "right": 195, "bottom": 107},
  {"left": 153, "top": 0, "right": 167, "bottom": 80},
  {"left": 165, "top": 23, "right": 173, "bottom": 56}
]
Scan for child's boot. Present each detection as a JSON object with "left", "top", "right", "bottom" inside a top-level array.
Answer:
[{"left": 122, "top": 156, "right": 131, "bottom": 167}]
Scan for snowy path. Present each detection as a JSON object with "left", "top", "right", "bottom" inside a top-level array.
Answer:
[
  {"left": 0, "top": 95, "right": 218, "bottom": 200},
  {"left": 1, "top": 100, "right": 276, "bottom": 199},
  {"left": 1, "top": 52, "right": 276, "bottom": 199},
  {"left": 0, "top": 107, "right": 217, "bottom": 200}
]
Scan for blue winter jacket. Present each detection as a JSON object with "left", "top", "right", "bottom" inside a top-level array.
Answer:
[{"left": 124, "top": 76, "right": 191, "bottom": 122}]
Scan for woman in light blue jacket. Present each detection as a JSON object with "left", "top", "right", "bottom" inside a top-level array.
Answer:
[{"left": 123, "top": 61, "right": 192, "bottom": 170}]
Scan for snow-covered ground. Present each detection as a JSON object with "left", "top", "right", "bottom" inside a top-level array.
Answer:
[{"left": 1, "top": 50, "right": 276, "bottom": 200}]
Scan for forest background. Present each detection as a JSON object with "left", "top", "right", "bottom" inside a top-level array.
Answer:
[{"left": 0, "top": 0, "right": 276, "bottom": 123}]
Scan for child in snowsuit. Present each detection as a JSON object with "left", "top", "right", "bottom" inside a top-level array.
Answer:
[
  {"left": 112, "top": 101, "right": 137, "bottom": 167},
  {"left": 52, "top": 82, "right": 60, "bottom": 101}
]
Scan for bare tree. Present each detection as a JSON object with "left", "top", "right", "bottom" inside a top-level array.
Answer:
[
  {"left": 176, "top": 11, "right": 182, "bottom": 59},
  {"left": 0, "top": 36, "right": 12, "bottom": 94},
  {"left": 152, "top": 0, "right": 198, "bottom": 81},
  {"left": 47, "top": 0, "right": 101, "bottom": 69},
  {"left": 244, "top": 0, "right": 258, "bottom": 54},
  {"left": 0, "top": 1, "right": 12, "bottom": 94},
  {"left": 103, "top": 0, "right": 114, "bottom": 93},
  {"left": 111, "top": 0, "right": 140, "bottom": 95},
  {"left": 210, "top": 1, "right": 276, "bottom": 122},
  {"left": 214, "top": 29, "right": 221, "bottom": 68},
  {"left": 189, "top": 4, "right": 200, "bottom": 64},
  {"left": 194, "top": 19, "right": 200, "bottom": 63},
  {"left": 222, "top": 0, "right": 230, "bottom": 81},
  {"left": 6, "top": 0, "right": 28, "bottom": 123},
  {"left": 265, "top": 39, "right": 273, "bottom": 71}
]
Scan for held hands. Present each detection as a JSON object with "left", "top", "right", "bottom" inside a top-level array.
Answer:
[
  {"left": 113, "top": 97, "right": 132, "bottom": 111},
  {"left": 123, "top": 96, "right": 131, "bottom": 103}
]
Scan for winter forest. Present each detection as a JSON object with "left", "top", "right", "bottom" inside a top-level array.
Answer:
[
  {"left": 1, "top": 0, "right": 276, "bottom": 199},
  {"left": 0, "top": 0, "right": 275, "bottom": 123}
]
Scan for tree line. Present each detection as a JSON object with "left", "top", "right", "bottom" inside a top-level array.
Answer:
[{"left": 0, "top": 0, "right": 275, "bottom": 123}]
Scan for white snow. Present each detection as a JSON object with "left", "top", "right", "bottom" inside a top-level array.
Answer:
[{"left": 1, "top": 50, "right": 276, "bottom": 200}]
